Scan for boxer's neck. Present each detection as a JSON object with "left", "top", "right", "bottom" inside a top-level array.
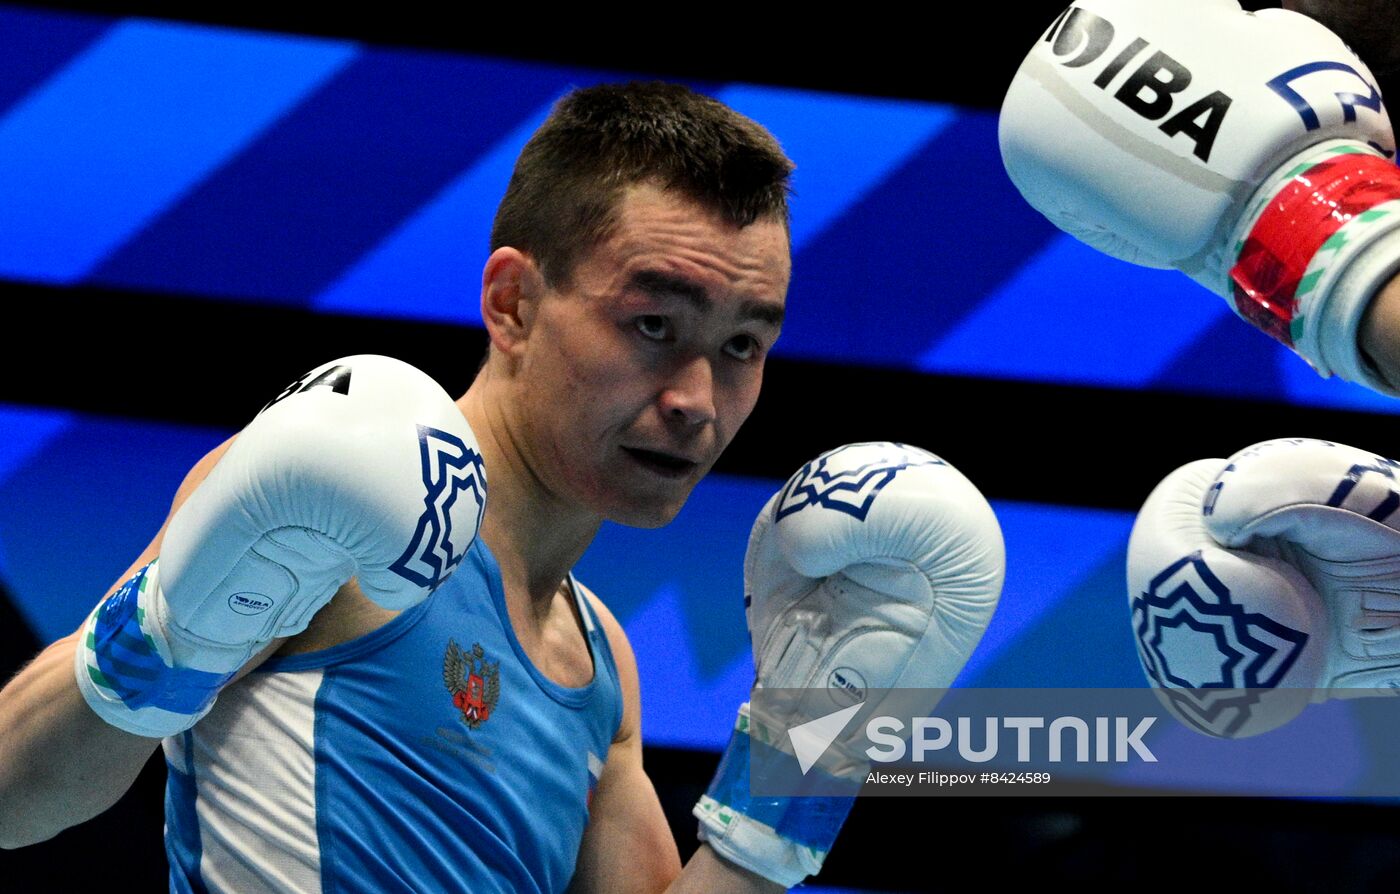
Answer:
[{"left": 456, "top": 382, "right": 601, "bottom": 624}]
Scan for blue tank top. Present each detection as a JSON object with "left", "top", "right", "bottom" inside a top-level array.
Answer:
[{"left": 163, "top": 538, "right": 624, "bottom": 894}]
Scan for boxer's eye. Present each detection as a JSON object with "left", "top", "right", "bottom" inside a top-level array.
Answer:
[
  {"left": 724, "top": 335, "right": 760, "bottom": 362},
  {"left": 635, "top": 315, "right": 671, "bottom": 341}
]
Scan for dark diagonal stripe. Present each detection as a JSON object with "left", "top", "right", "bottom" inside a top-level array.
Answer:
[
  {"left": 783, "top": 113, "right": 1062, "bottom": 367},
  {"left": 101, "top": 657, "right": 160, "bottom": 690},
  {"left": 0, "top": 6, "right": 112, "bottom": 117},
  {"left": 91, "top": 51, "right": 593, "bottom": 305},
  {"left": 109, "top": 629, "right": 160, "bottom": 664},
  {"left": 1152, "top": 313, "right": 1284, "bottom": 400},
  {"left": 0, "top": 410, "right": 230, "bottom": 642}
]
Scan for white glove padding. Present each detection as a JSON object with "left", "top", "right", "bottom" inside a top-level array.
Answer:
[
  {"left": 77, "top": 355, "right": 487, "bottom": 736},
  {"left": 747, "top": 442, "right": 1004, "bottom": 697},
  {"left": 696, "top": 442, "right": 1004, "bottom": 886},
  {"left": 1001, "top": 0, "right": 1400, "bottom": 393},
  {"left": 1128, "top": 438, "right": 1400, "bottom": 738}
]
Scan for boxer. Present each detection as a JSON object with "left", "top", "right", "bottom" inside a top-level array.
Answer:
[{"left": 0, "top": 83, "right": 1006, "bottom": 893}]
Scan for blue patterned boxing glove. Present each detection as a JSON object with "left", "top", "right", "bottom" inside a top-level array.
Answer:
[
  {"left": 1129, "top": 438, "right": 1400, "bottom": 738},
  {"left": 75, "top": 355, "right": 486, "bottom": 737},
  {"left": 694, "top": 442, "right": 1004, "bottom": 887}
]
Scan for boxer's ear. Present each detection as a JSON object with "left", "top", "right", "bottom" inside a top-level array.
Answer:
[{"left": 480, "top": 247, "right": 546, "bottom": 358}]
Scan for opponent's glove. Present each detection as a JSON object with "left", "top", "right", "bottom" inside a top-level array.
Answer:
[
  {"left": 1128, "top": 438, "right": 1400, "bottom": 738},
  {"left": 76, "top": 355, "right": 487, "bottom": 737},
  {"left": 694, "top": 443, "right": 1004, "bottom": 886},
  {"left": 1000, "top": 0, "right": 1400, "bottom": 393}
]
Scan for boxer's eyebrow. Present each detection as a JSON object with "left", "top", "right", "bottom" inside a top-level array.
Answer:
[
  {"left": 630, "top": 270, "right": 784, "bottom": 328},
  {"left": 633, "top": 269, "right": 707, "bottom": 305}
]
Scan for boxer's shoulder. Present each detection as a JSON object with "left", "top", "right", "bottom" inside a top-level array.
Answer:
[{"left": 570, "top": 580, "right": 639, "bottom": 746}]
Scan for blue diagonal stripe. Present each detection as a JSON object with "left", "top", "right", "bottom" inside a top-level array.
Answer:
[
  {"left": 622, "top": 582, "right": 754, "bottom": 751},
  {"left": 0, "top": 18, "right": 357, "bottom": 283},
  {"left": 0, "top": 403, "right": 74, "bottom": 485},
  {"left": 314, "top": 80, "right": 947, "bottom": 323},
  {"left": 714, "top": 85, "right": 956, "bottom": 252},
  {"left": 918, "top": 234, "right": 1230, "bottom": 384},
  {"left": 577, "top": 472, "right": 770, "bottom": 679},
  {"left": 1278, "top": 341, "right": 1400, "bottom": 412},
  {"left": 956, "top": 500, "right": 1136, "bottom": 686}
]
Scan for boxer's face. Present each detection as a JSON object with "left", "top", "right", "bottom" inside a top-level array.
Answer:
[{"left": 519, "top": 182, "right": 789, "bottom": 527}]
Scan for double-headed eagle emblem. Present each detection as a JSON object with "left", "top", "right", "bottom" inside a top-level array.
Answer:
[{"left": 443, "top": 639, "right": 501, "bottom": 729}]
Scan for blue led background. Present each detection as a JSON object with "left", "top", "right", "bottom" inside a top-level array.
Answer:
[
  {"left": 0, "top": 6, "right": 1392, "bottom": 411},
  {"left": 0, "top": 0, "right": 1387, "bottom": 768}
]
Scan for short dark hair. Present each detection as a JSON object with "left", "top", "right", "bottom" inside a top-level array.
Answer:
[{"left": 489, "top": 82, "right": 794, "bottom": 286}]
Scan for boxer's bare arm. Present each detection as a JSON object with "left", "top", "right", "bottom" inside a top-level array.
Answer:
[
  {"left": 1272, "top": 0, "right": 1400, "bottom": 391},
  {"left": 566, "top": 592, "right": 681, "bottom": 893},
  {"left": 566, "top": 595, "right": 782, "bottom": 894},
  {"left": 665, "top": 846, "right": 786, "bottom": 894},
  {"left": 0, "top": 434, "right": 280, "bottom": 849},
  {"left": 1280, "top": 0, "right": 1400, "bottom": 390},
  {"left": 1360, "top": 273, "right": 1400, "bottom": 391}
]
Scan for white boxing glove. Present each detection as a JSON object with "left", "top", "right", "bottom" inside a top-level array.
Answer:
[
  {"left": 1001, "top": 0, "right": 1400, "bottom": 393},
  {"left": 1128, "top": 438, "right": 1400, "bottom": 738},
  {"left": 76, "top": 355, "right": 487, "bottom": 737},
  {"left": 694, "top": 442, "right": 1004, "bottom": 887}
]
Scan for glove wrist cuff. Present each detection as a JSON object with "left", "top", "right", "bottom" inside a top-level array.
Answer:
[
  {"left": 692, "top": 703, "right": 855, "bottom": 888},
  {"left": 1314, "top": 223, "right": 1400, "bottom": 393},
  {"left": 75, "top": 560, "right": 233, "bottom": 738},
  {"left": 1226, "top": 142, "right": 1400, "bottom": 390}
]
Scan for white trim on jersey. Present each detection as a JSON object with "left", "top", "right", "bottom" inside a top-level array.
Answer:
[{"left": 168, "top": 669, "right": 325, "bottom": 893}]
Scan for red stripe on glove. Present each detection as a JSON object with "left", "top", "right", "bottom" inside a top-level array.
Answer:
[{"left": 1231, "top": 154, "right": 1400, "bottom": 347}]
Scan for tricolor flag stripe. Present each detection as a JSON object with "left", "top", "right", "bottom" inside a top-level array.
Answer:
[{"left": 586, "top": 750, "right": 604, "bottom": 788}]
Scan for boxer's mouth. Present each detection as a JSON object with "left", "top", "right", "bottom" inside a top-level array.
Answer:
[{"left": 623, "top": 447, "right": 699, "bottom": 479}]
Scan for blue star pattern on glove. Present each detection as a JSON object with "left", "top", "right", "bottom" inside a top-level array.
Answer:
[
  {"left": 1131, "top": 552, "right": 1310, "bottom": 736},
  {"left": 390, "top": 425, "right": 486, "bottom": 592},
  {"left": 773, "top": 442, "right": 945, "bottom": 523}
]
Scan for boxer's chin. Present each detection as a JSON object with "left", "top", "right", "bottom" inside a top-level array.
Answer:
[
  {"left": 597, "top": 447, "right": 709, "bottom": 528},
  {"left": 605, "top": 490, "right": 694, "bottom": 530}
]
